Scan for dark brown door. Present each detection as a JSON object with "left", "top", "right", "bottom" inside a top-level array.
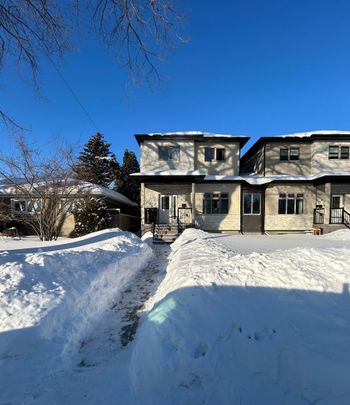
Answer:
[{"left": 242, "top": 190, "right": 264, "bottom": 233}]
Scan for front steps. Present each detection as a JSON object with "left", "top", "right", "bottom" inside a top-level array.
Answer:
[{"left": 153, "top": 224, "right": 179, "bottom": 244}]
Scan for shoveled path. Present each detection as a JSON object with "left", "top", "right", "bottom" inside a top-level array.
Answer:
[{"left": 76, "top": 242, "right": 171, "bottom": 367}]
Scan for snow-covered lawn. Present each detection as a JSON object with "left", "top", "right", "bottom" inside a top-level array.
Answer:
[
  {"left": 1, "top": 228, "right": 350, "bottom": 404},
  {"left": 131, "top": 229, "right": 350, "bottom": 404}
]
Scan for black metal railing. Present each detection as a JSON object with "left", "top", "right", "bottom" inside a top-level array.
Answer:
[
  {"left": 313, "top": 208, "right": 324, "bottom": 224},
  {"left": 343, "top": 209, "right": 350, "bottom": 229},
  {"left": 144, "top": 208, "right": 158, "bottom": 225},
  {"left": 177, "top": 207, "right": 192, "bottom": 234},
  {"left": 330, "top": 208, "right": 344, "bottom": 224}
]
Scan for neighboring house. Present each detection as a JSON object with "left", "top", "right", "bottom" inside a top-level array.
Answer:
[
  {"left": 0, "top": 180, "right": 139, "bottom": 236},
  {"left": 240, "top": 130, "right": 350, "bottom": 234},
  {"left": 133, "top": 131, "right": 350, "bottom": 240}
]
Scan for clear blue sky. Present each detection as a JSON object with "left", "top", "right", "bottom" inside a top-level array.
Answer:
[{"left": 2, "top": 0, "right": 350, "bottom": 160}]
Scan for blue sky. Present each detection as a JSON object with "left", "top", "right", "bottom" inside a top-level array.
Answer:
[{"left": 2, "top": 0, "right": 350, "bottom": 160}]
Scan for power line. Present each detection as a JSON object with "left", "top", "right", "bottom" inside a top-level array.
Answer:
[{"left": 47, "top": 56, "right": 100, "bottom": 132}]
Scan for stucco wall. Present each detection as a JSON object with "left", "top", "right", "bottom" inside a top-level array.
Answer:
[
  {"left": 311, "top": 141, "right": 350, "bottom": 173},
  {"left": 194, "top": 183, "right": 241, "bottom": 232},
  {"left": 59, "top": 213, "right": 75, "bottom": 237},
  {"left": 264, "top": 183, "right": 316, "bottom": 232},
  {"left": 141, "top": 183, "right": 192, "bottom": 225},
  {"left": 242, "top": 145, "right": 265, "bottom": 174},
  {"left": 195, "top": 142, "right": 240, "bottom": 175},
  {"left": 264, "top": 143, "right": 312, "bottom": 176},
  {"left": 140, "top": 140, "right": 195, "bottom": 172}
]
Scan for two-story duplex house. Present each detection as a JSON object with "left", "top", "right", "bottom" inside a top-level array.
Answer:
[
  {"left": 133, "top": 132, "right": 249, "bottom": 240},
  {"left": 134, "top": 130, "right": 350, "bottom": 240},
  {"left": 241, "top": 130, "right": 350, "bottom": 234}
]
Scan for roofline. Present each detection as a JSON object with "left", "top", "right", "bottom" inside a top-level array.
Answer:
[
  {"left": 241, "top": 133, "right": 350, "bottom": 163},
  {"left": 134, "top": 133, "right": 250, "bottom": 148}
]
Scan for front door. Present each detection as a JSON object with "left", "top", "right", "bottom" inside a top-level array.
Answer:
[
  {"left": 242, "top": 190, "right": 264, "bottom": 233},
  {"left": 331, "top": 194, "right": 344, "bottom": 224},
  {"left": 159, "top": 195, "right": 177, "bottom": 224}
]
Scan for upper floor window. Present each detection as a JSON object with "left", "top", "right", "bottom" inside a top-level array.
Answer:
[
  {"left": 278, "top": 193, "right": 304, "bottom": 214},
  {"left": 203, "top": 192, "right": 229, "bottom": 214},
  {"left": 159, "top": 146, "right": 180, "bottom": 161},
  {"left": 204, "top": 147, "right": 226, "bottom": 162},
  {"left": 329, "top": 145, "right": 349, "bottom": 160},
  {"left": 280, "top": 147, "right": 299, "bottom": 161}
]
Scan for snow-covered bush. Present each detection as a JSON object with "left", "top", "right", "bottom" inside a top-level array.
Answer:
[{"left": 73, "top": 197, "right": 111, "bottom": 237}]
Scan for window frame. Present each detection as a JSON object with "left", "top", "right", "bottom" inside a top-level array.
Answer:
[
  {"left": 204, "top": 147, "right": 215, "bottom": 162},
  {"left": 278, "top": 192, "right": 304, "bottom": 215},
  {"left": 243, "top": 192, "right": 261, "bottom": 215},
  {"left": 216, "top": 148, "right": 226, "bottom": 161},
  {"left": 202, "top": 192, "right": 229, "bottom": 215},
  {"left": 158, "top": 146, "right": 180, "bottom": 161},
  {"left": 289, "top": 148, "right": 300, "bottom": 161},
  {"left": 329, "top": 145, "right": 339, "bottom": 160},
  {"left": 340, "top": 146, "right": 349, "bottom": 159}
]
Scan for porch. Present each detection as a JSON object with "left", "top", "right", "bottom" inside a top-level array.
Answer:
[{"left": 313, "top": 207, "right": 350, "bottom": 230}]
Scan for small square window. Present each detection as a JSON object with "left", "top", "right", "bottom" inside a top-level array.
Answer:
[
  {"left": 280, "top": 148, "right": 288, "bottom": 161},
  {"left": 159, "top": 147, "right": 168, "bottom": 160},
  {"left": 205, "top": 147, "right": 215, "bottom": 161},
  {"left": 216, "top": 148, "right": 225, "bottom": 161},
  {"left": 290, "top": 148, "right": 300, "bottom": 160},
  {"left": 340, "top": 146, "right": 349, "bottom": 159},
  {"left": 329, "top": 146, "right": 339, "bottom": 159}
]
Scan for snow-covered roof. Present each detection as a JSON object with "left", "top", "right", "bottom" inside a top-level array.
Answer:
[
  {"left": 0, "top": 179, "right": 137, "bottom": 206},
  {"left": 131, "top": 170, "right": 206, "bottom": 177},
  {"left": 146, "top": 131, "right": 246, "bottom": 138},
  {"left": 278, "top": 130, "right": 350, "bottom": 138},
  {"left": 87, "top": 184, "right": 137, "bottom": 206},
  {"left": 205, "top": 171, "right": 350, "bottom": 184}
]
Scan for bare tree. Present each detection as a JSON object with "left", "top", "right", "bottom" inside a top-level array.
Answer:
[
  {"left": 0, "top": 135, "right": 90, "bottom": 240},
  {"left": 0, "top": 0, "right": 185, "bottom": 125}
]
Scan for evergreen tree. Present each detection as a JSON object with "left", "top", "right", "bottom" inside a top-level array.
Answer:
[
  {"left": 73, "top": 197, "right": 111, "bottom": 237},
  {"left": 118, "top": 149, "right": 140, "bottom": 205},
  {"left": 74, "top": 133, "right": 118, "bottom": 187}
]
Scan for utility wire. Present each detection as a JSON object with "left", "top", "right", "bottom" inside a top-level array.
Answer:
[{"left": 47, "top": 55, "right": 100, "bottom": 132}]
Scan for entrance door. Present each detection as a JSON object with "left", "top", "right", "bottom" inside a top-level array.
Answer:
[
  {"left": 331, "top": 194, "right": 344, "bottom": 224},
  {"left": 331, "top": 194, "right": 344, "bottom": 209},
  {"left": 159, "top": 195, "right": 177, "bottom": 224},
  {"left": 242, "top": 190, "right": 264, "bottom": 233}
]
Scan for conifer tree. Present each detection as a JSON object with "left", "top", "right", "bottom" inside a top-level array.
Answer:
[
  {"left": 118, "top": 149, "right": 140, "bottom": 205},
  {"left": 73, "top": 197, "right": 111, "bottom": 237},
  {"left": 74, "top": 133, "right": 117, "bottom": 187}
]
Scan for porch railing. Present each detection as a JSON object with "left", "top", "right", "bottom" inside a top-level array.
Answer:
[
  {"left": 330, "top": 208, "right": 344, "bottom": 224},
  {"left": 330, "top": 208, "right": 350, "bottom": 229},
  {"left": 177, "top": 207, "right": 193, "bottom": 234}
]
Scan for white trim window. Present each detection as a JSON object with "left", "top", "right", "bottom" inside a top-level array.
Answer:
[
  {"left": 11, "top": 199, "right": 41, "bottom": 213},
  {"left": 329, "top": 145, "right": 349, "bottom": 160},
  {"left": 279, "top": 147, "right": 300, "bottom": 161},
  {"left": 278, "top": 193, "right": 304, "bottom": 214},
  {"left": 203, "top": 192, "right": 229, "bottom": 214},
  {"left": 204, "top": 147, "right": 226, "bottom": 162},
  {"left": 159, "top": 146, "right": 180, "bottom": 161},
  {"left": 243, "top": 192, "right": 261, "bottom": 215}
]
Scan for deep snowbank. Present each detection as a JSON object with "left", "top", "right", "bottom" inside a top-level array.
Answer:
[
  {"left": 0, "top": 229, "right": 153, "bottom": 365},
  {"left": 130, "top": 229, "right": 350, "bottom": 404}
]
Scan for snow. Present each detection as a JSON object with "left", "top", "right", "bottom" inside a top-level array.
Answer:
[
  {"left": 131, "top": 169, "right": 206, "bottom": 176},
  {"left": 275, "top": 130, "right": 350, "bottom": 138},
  {"left": 0, "top": 229, "right": 152, "bottom": 403},
  {"left": 0, "top": 179, "right": 137, "bottom": 206},
  {"left": 146, "top": 131, "right": 247, "bottom": 138},
  {"left": 2, "top": 228, "right": 350, "bottom": 404},
  {"left": 205, "top": 170, "right": 350, "bottom": 184},
  {"left": 131, "top": 229, "right": 350, "bottom": 404}
]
